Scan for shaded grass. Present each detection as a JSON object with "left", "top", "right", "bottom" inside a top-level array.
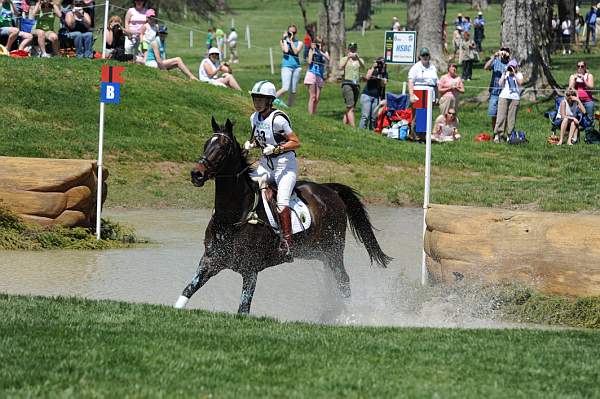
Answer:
[
  {"left": 1, "top": 294, "right": 600, "bottom": 398},
  {"left": 0, "top": 206, "right": 140, "bottom": 250}
]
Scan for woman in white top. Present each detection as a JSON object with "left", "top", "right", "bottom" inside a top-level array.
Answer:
[
  {"left": 493, "top": 59, "right": 524, "bottom": 142},
  {"left": 561, "top": 18, "right": 572, "bottom": 54},
  {"left": 557, "top": 89, "right": 587, "bottom": 145},
  {"left": 198, "top": 47, "right": 241, "bottom": 90},
  {"left": 432, "top": 108, "right": 460, "bottom": 142},
  {"left": 124, "top": 0, "right": 147, "bottom": 56}
]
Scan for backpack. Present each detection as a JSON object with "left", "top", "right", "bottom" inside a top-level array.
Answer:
[
  {"left": 585, "top": 129, "right": 600, "bottom": 144},
  {"left": 508, "top": 130, "right": 528, "bottom": 145}
]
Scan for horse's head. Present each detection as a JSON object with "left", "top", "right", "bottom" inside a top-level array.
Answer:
[{"left": 191, "top": 117, "right": 237, "bottom": 187}]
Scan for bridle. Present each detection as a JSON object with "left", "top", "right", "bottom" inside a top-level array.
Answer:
[{"left": 196, "top": 132, "right": 234, "bottom": 178}]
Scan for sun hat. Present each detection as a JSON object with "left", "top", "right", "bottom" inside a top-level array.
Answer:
[
  {"left": 419, "top": 47, "right": 430, "bottom": 56},
  {"left": 508, "top": 59, "right": 518, "bottom": 68},
  {"left": 208, "top": 47, "right": 221, "bottom": 56},
  {"left": 478, "top": 11, "right": 483, "bottom": 15},
  {"left": 145, "top": 9, "right": 156, "bottom": 17},
  {"left": 158, "top": 25, "right": 168, "bottom": 34}
]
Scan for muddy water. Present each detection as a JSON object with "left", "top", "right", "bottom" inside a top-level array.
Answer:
[{"left": 0, "top": 208, "right": 524, "bottom": 328}]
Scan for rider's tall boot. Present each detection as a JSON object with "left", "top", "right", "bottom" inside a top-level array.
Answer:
[{"left": 278, "top": 206, "right": 293, "bottom": 263}]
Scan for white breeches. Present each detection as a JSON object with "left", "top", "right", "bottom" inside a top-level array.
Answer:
[{"left": 250, "top": 154, "right": 297, "bottom": 208}]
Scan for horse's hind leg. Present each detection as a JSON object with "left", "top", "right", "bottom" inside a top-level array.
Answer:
[
  {"left": 325, "top": 252, "right": 351, "bottom": 299},
  {"left": 174, "top": 256, "right": 217, "bottom": 309},
  {"left": 238, "top": 272, "right": 258, "bottom": 314}
]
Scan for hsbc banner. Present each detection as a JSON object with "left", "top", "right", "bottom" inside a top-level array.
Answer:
[{"left": 383, "top": 31, "right": 417, "bottom": 65}]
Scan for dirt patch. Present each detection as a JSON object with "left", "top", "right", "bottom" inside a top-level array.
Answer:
[{"left": 156, "top": 161, "right": 187, "bottom": 177}]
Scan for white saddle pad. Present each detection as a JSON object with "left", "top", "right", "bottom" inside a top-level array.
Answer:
[{"left": 261, "top": 191, "right": 312, "bottom": 234}]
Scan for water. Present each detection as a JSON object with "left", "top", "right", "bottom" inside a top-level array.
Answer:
[{"left": 0, "top": 207, "right": 530, "bottom": 328}]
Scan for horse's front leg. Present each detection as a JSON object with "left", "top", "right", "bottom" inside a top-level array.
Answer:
[
  {"left": 238, "top": 272, "right": 258, "bottom": 314},
  {"left": 174, "top": 255, "right": 218, "bottom": 309}
]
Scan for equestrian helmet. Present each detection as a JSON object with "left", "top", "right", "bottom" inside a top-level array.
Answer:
[{"left": 250, "top": 81, "right": 277, "bottom": 98}]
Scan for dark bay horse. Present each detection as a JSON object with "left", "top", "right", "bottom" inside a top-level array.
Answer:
[{"left": 174, "top": 117, "right": 392, "bottom": 314}]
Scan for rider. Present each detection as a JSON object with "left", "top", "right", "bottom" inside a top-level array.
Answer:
[{"left": 244, "top": 80, "right": 301, "bottom": 261}]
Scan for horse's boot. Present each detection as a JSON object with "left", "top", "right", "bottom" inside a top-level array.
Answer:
[{"left": 278, "top": 206, "right": 293, "bottom": 263}]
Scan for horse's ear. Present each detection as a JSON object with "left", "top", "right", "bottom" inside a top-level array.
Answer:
[
  {"left": 211, "top": 116, "right": 220, "bottom": 132},
  {"left": 225, "top": 119, "right": 234, "bottom": 136}
]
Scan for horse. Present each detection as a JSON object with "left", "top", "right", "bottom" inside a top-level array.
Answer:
[{"left": 174, "top": 117, "right": 392, "bottom": 314}]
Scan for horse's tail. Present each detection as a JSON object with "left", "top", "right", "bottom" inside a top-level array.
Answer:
[{"left": 324, "top": 183, "right": 393, "bottom": 268}]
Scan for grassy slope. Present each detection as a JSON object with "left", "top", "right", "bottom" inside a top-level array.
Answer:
[
  {"left": 1, "top": 2, "right": 599, "bottom": 211},
  {"left": 1, "top": 294, "right": 600, "bottom": 398}
]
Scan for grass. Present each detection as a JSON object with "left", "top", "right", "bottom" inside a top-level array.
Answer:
[
  {"left": 1, "top": 2, "right": 599, "bottom": 211},
  {"left": 1, "top": 294, "right": 600, "bottom": 398},
  {"left": 0, "top": 206, "right": 141, "bottom": 249}
]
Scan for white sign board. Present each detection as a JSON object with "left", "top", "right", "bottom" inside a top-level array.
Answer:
[{"left": 383, "top": 31, "right": 417, "bottom": 65}]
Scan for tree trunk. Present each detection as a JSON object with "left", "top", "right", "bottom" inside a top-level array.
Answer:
[
  {"left": 471, "top": 0, "right": 488, "bottom": 11},
  {"left": 417, "top": 0, "right": 447, "bottom": 72},
  {"left": 322, "top": 0, "right": 345, "bottom": 81},
  {"left": 351, "top": 0, "right": 372, "bottom": 30},
  {"left": 501, "top": 0, "right": 560, "bottom": 97},
  {"left": 406, "top": 0, "right": 421, "bottom": 31}
]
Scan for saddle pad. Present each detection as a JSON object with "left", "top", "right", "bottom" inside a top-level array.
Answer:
[{"left": 261, "top": 191, "right": 312, "bottom": 234}]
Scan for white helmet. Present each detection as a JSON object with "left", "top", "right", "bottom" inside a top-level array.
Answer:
[{"left": 249, "top": 80, "right": 277, "bottom": 98}]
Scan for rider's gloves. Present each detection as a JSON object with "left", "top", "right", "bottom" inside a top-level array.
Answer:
[
  {"left": 243, "top": 140, "right": 255, "bottom": 150},
  {"left": 263, "top": 144, "right": 281, "bottom": 156}
]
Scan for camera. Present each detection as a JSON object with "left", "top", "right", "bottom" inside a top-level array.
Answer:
[
  {"left": 507, "top": 66, "right": 514, "bottom": 73},
  {"left": 315, "top": 43, "right": 321, "bottom": 51},
  {"left": 287, "top": 31, "right": 293, "bottom": 38}
]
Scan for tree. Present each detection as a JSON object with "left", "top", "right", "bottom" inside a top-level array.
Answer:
[
  {"left": 321, "top": 0, "right": 345, "bottom": 81},
  {"left": 501, "top": 0, "right": 560, "bottom": 96},
  {"left": 472, "top": 0, "right": 488, "bottom": 11},
  {"left": 417, "top": 0, "right": 447, "bottom": 72},
  {"left": 406, "top": 0, "right": 421, "bottom": 31},
  {"left": 557, "top": 0, "right": 576, "bottom": 42},
  {"left": 351, "top": 0, "right": 372, "bottom": 30}
]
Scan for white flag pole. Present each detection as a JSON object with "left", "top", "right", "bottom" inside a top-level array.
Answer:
[
  {"left": 246, "top": 24, "right": 251, "bottom": 48},
  {"left": 96, "top": 101, "right": 105, "bottom": 240},
  {"left": 269, "top": 47, "right": 274, "bottom": 74},
  {"left": 101, "top": 0, "right": 110, "bottom": 58},
  {"left": 190, "top": 30, "right": 193, "bottom": 48},
  {"left": 421, "top": 87, "right": 433, "bottom": 286}
]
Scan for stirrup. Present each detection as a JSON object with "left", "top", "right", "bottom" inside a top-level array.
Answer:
[{"left": 279, "top": 240, "right": 293, "bottom": 262}]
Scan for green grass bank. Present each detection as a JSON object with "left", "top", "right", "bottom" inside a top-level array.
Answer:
[{"left": 1, "top": 294, "right": 600, "bottom": 398}]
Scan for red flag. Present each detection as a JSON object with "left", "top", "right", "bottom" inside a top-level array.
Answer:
[{"left": 101, "top": 66, "right": 125, "bottom": 84}]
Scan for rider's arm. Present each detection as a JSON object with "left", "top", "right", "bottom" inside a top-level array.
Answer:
[{"left": 281, "top": 132, "right": 300, "bottom": 152}]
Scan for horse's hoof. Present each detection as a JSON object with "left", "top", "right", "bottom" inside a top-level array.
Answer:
[{"left": 174, "top": 295, "right": 189, "bottom": 309}]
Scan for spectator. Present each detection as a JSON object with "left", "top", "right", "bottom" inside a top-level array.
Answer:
[
  {"left": 575, "top": 6, "right": 584, "bottom": 46},
  {"left": 105, "top": 15, "right": 132, "bottom": 61},
  {"left": 474, "top": 11, "right": 485, "bottom": 52},
  {"left": 276, "top": 24, "right": 303, "bottom": 107},
  {"left": 484, "top": 46, "right": 511, "bottom": 131},
  {"left": 227, "top": 27, "right": 238, "bottom": 64},
  {"left": 463, "top": 16, "right": 471, "bottom": 33},
  {"left": 561, "top": 17, "right": 572, "bottom": 55},
  {"left": 302, "top": 29, "right": 311, "bottom": 63},
  {"left": 198, "top": 47, "right": 241, "bottom": 90},
  {"left": 0, "top": 0, "right": 32, "bottom": 51},
  {"left": 303, "top": 36, "right": 329, "bottom": 115},
  {"left": 124, "top": 0, "right": 147, "bottom": 56},
  {"left": 585, "top": 5, "right": 596, "bottom": 50},
  {"left": 139, "top": 8, "right": 157, "bottom": 62},
  {"left": 82, "top": 0, "right": 94, "bottom": 27},
  {"left": 408, "top": 47, "right": 438, "bottom": 103},
  {"left": 557, "top": 89, "right": 587, "bottom": 145},
  {"left": 437, "top": 63, "right": 464, "bottom": 116},
  {"left": 391, "top": 16, "right": 400, "bottom": 31},
  {"left": 339, "top": 42, "right": 364, "bottom": 127},
  {"left": 551, "top": 14, "right": 561, "bottom": 53},
  {"left": 569, "top": 60, "right": 595, "bottom": 116},
  {"left": 146, "top": 26, "right": 198, "bottom": 81},
  {"left": 215, "top": 27, "right": 225, "bottom": 55},
  {"left": 494, "top": 59, "right": 523, "bottom": 142},
  {"left": 64, "top": 0, "right": 93, "bottom": 58},
  {"left": 432, "top": 108, "right": 460, "bottom": 142},
  {"left": 452, "top": 24, "right": 463, "bottom": 62},
  {"left": 29, "top": 0, "right": 60, "bottom": 57},
  {"left": 206, "top": 27, "right": 214, "bottom": 50},
  {"left": 454, "top": 13, "right": 464, "bottom": 29},
  {"left": 459, "top": 31, "right": 477, "bottom": 81},
  {"left": 359, "top": 57, "right": 387, "bottom": 130}
]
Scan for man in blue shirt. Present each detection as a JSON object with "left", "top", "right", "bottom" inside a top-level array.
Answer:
[
  {"left": 585, "top": 5, "right": 597, "bottom": 51},
  {"left": 484, "top": 47, "right": 511, "bottom": 131},
  {"left": 474, "top": 12, "right": 485, "bottom": 52}
]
